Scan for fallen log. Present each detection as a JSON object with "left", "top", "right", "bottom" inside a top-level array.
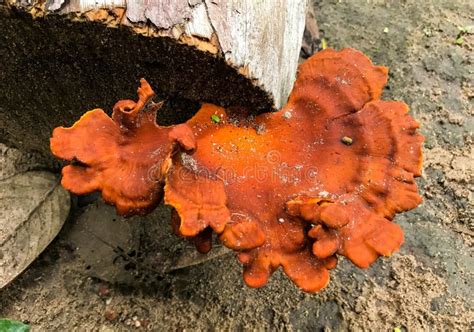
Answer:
[{"left": 0, "top": 0, "right": 307, "bottom": 157}]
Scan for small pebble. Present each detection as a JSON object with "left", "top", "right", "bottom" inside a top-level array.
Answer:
[
  {"left": 97, "top": 284, "right": 111, "bottom": 298},
  {"left": 341, "top": 136, "right": 353, "bottom": 145},
  {"left": 104, "top": 309, "right": 118, "bottom": 322}
]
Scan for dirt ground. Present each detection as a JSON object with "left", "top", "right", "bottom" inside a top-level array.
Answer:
[{"left": 1, "top": 0, "right": 473, "bottom": 330}]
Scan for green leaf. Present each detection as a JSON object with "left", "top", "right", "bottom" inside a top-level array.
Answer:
[
  {"left": 393, "top": 327, "right": 402, "bottom": 332},
  {"left": 321, "top": 38, "right": 328, "bottom": 50},
  {"left": 0, "top": 319, "right": 30, "bottom": 332},
  {"left": 210, "top": 114, "right": 221, "bottom": 123},
  {"left": 455, "top": 36, "right": 464, "bottom": 45}
]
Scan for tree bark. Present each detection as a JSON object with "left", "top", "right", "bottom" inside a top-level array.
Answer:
[{"left": 0, "top": 0, "right": 307, "bottom": 158}]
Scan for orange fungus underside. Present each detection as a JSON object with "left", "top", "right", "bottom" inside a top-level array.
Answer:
[{"left": 50, "top": 48, "right": 424, "bottom": 292}]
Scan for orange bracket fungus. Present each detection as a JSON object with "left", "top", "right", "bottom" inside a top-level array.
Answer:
[{"left": 51, "top": 48, "right": 423, "bottom": 292}]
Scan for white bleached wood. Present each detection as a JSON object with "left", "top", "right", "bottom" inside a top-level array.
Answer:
[
  {"left": 208, "top": 0, "right": 307, "bottom": 107},
  {"left": 184, "top": 2, "right": 214, "bottom": 39},
  {"left": 48, "top": 0, "right": 126, "bottom": 13}
]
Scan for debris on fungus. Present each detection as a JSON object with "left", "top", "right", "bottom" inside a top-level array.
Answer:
[{"left": 51, "top": 48, "right": 424, "bottom": 292}]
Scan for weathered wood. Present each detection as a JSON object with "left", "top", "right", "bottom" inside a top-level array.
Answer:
[
  {"left": 43, "top": 0, "right": 307, "bottom": 107},
  {"left": 0, "top": 1, "right": 307, "bottom": 157}
]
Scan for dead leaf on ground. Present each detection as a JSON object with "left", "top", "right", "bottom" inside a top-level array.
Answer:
[
  {"left": 0, "top": 171, "right": 70, "bottom": 288},
  {"left": 65, "top": 200, "right": 230, "bottom": 285}
]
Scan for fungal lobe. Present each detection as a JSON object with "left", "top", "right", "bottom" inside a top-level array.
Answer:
[{"left": 50, "top": 79, "right": 195, "bottom": 215}]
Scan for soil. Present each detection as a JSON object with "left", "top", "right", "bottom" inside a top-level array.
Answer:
[{"left": 1, "top": 0, "right": 473, "bottom": 331}]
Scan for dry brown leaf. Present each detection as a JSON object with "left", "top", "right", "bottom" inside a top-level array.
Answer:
[{"left": 0, "top": 171, "right": 70, "bottom": 288}]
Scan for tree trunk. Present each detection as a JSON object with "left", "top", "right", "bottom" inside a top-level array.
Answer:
[{"left": 0, "top": 0, "right": 307, "bottom": 158}]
